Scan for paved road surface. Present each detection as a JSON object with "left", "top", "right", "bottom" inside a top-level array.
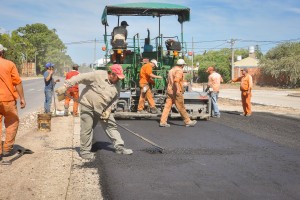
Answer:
[
  {"left": 193, "top": 88, "right": 300, "bottom": 110},
  {"left": 92, "top": 112, "right": 300, "bottom": 200},
  {"left": 19, "top": 78, "right": 64, "bottom": 117}
]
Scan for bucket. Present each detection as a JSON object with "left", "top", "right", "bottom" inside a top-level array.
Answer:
[
  {"left": 37, "top": 113, "right": 51, "bottom": 131},
  {"left": 57, "top": 93, "right": 65, "bottom": 101}
]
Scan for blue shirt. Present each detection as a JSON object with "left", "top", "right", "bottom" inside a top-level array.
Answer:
[{"left": 44, "top": 71, "right": 54, "bottom": 90}]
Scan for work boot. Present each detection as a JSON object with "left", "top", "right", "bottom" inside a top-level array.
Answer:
[
  {"left": 185, "top": 120, "right": 197, "bottom": 127},
  {"left": 150, "top": 107, "right": 161, "bottom": 114},
  {"left": 159, "top": 123, "right": 170, "bottom": 127},
  {"left": 115, "top": 146, "right": 133, "bottom": 155},
  {"left": 79, "top": 152, "right": 95, "bottom": 161},
  {"left": 64, "top": 109, "right": 69, "bottom": 116},
  {"left": 137, "top": 110, "right": 148, "bottom": 114},
  {"left": 2, "top": 150, "right": 16, "bottom": 157}
]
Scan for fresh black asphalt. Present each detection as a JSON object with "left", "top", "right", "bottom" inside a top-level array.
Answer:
[{"left": 90, "top": 112, "right": 300, "bottom": 200}]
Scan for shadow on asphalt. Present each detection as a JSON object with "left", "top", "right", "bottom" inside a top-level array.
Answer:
[
  {"left": 222, "top": 110, "right": 242, "bottom": 115},
  {"left": 91, "top": 141, "right": 115, "bottom": 153}
]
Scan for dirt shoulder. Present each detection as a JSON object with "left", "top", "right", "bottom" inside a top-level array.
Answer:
[{"left": 0, "top": 101, "right": 102, "bottom": 200}]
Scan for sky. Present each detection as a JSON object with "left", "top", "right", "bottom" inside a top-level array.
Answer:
[{"left": 1, "top": 0, "right": 300, "bottom": 65}]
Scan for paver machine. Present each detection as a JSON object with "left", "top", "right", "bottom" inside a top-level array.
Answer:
[{"left": 101, "top": 3, "right": 211, "bottom": 120}]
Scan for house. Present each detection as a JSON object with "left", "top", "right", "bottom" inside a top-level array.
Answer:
[{"left": 234, "top": 52, "right": 260, "bottom": 83}]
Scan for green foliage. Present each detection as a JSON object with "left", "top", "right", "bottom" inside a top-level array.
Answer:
[
  {"left": 184, "top": 73, "right": 193, "bottom": 82},
  {"left": 0, "top": 23, "right": 73, "bottom": 75},
  {"left": 259, "top": 42, "right": 300, "bottom": 88},
  {"left": 194, "top": 48, "right": 232, "bottom": 83}
]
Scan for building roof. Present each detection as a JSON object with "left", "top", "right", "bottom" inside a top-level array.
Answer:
[{"left": 234, "top": 57, "right": 259, "bottom": 67}]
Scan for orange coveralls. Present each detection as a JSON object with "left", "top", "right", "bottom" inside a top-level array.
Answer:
[
  {"left": 137, "top": 63, "right": 156, "bottom": 111},
  {"left": 232, "top": 74, "right": 253, "bottom": 115},
  {"left": 0, "top": 57, "right": 22, "bottom": 154},
  {"left": 64, "top": 70, "right": 80, "bottom": 116},
  {"left": 160, "top": 66, "right": 191, "bottom": 125}
]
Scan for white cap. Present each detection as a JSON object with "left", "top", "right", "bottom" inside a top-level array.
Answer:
[
  {"left": 0, "top": 44, "right": 7, "bottom": 51},
  {"left": 150, "top": 59, "right": 158, "bottom": 67}
]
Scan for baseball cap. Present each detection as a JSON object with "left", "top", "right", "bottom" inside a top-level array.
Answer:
[
  {"left": 121, "top": 21, "right": 129, "bottom": 26},
  {"left": 0, "top": 44, "right": 7, "bottom": 51},
  {"left": 150, "top": 59, "right": 158, "bottom": 67},
  {"left": 110, "top": 64, "right": 125, "bottom": 80},
  {"left": 206, "top": 66, "right": 214, "bottom": 72},
  {"left": 45, "top": 62, "right": 54, "bottom": 68}
]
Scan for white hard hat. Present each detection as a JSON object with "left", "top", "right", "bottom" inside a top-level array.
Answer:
[
  {"left": 150, "top": 59, "right": 158, "bottom": 67},
  {"left": 176, "top": 59, "right": 186, "bottom": 65}
]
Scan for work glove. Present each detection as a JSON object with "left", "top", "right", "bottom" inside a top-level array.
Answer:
[
  {"left": 55, "top": 86, "right": 67, "bottom": 95},
  {"left": 100, "top": 110, "right": 111, "bottom": 122},
  {"left": 55, "top": 86, "right": 67, "bottom": 101}
]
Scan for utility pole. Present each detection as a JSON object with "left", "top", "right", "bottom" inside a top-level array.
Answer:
[
  {"left": 230, "top": 39, "right": 236, "bottom": 80},
  {"left": 94, "top": 38, "right": 97, "bottom": 62},
  {"left": 191, "top": 36, "right": 194, "bottom": 83}
]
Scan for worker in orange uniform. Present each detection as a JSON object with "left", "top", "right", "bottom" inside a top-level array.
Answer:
[
  {"left": 230, "top": 68, "right": 253, "bottom": 116},
  {"left": 159, "top": 59, "right": 197, "bottom": 127},
  {"left": 64, "top": 64, "right": 80, "bottom": 116},
  {"left": 0, "top": 44, "right": 26, "bottom": 161},
  {"left": 137, "top": 59, "right": 162, "bottom": 114}
]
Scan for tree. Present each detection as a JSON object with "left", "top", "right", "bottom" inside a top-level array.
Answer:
[
  {"left": 194, "top": 48, "right": 232, "bottom": 83},
  {"left": 259, "top": 42, "right": 300, "bottom": 88},
  {"left": 1, "top": 24, "right": 73, "bottom": 75}
]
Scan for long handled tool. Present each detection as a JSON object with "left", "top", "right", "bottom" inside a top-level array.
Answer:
[{"left": 61, "top": 93, "right": 164, "bottom": 152}]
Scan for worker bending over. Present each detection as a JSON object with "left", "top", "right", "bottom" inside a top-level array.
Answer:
[{"left": 56, "top": 64, "right": 133, "bottom": 161}]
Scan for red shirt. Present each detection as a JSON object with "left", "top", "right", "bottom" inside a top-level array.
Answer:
[{"left": 65, "top": 70, "right": 80, "bottom": 92}]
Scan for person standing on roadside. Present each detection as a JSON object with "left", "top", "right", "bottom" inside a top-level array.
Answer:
[
  {"left": 137, "top": 59, "right": 162, "bottom": 114},
  {"left": 43, "top": 62, "right": 59, "bottom": 114},
  {"left": 206, "top": 66, "right": 223, "bottom": 118},
  {"left": 229, "top": 68, "right": 253, "bottom": 116},
  {"left": 64, "top": 64, "right": 80, "bottom": 116},
  {"left": 55, "top": 64, "right": 133, "bottom": 160},
  {"left": 160, "top": 59, "right": 197, "bottom": 127},
  {"left": 0, "top": 44, "right": 26, "bottom": 160}
]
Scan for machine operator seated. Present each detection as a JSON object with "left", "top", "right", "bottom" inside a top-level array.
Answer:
[
  {"left": 111, "top": 21, "right": 129, "bottom": 63},
  {"left": 111, "top": 21, "right": 128, "bottom": 49},
  {"left": 165, "top": 39, "right": 181, "bottom": 55}
]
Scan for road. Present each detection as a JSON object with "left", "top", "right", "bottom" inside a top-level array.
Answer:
[
  {"left": 19, "top": 77, "right": 64, "bottom": 117},
  {"left": 92, "top": 112, "right": 300, "bottom": 200}
]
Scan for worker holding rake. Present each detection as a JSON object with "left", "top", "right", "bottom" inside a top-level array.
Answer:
[{"left": 56, "top": 64, "right": 133, "bottom": 161}]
